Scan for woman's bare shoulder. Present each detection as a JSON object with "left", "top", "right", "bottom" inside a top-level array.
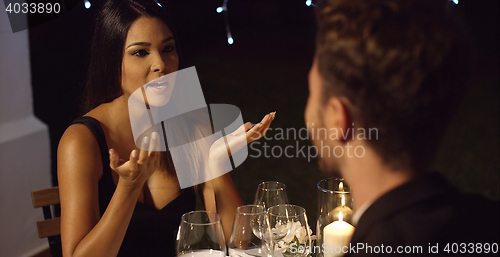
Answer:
[
  {"left": 58, "top": 118, "right": 104, "bottom": 180},
  {"left": 59, "top": 122, "right": 96, "bottom": 146},
  {"left": 59, "top": 105, "right": 108, "bottom": 155}
]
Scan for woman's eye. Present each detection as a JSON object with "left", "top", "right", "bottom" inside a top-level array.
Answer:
[
  {"left": 132, "top": 49, "right": 149, "bottom": 57},
  {"left": 163, "top": 45, "right": 175, "bottom": 53}
]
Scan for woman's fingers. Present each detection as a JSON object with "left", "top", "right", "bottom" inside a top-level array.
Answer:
[
  {"left": 247, "top": 112, "right": 275, "bottom": 143},
  {"left": 107, "top": 132, "right": 160, "bottom": 187},
  {"left": 148, "top": 132, "right": 159, "bottom": 155},
  {"left": 246, "top": 123, "right": 263, "bottom": 142},
  {"left": 148, "top": 132, "right": 160, "bottom": 169},
  {"left": 110, "top": 132, "right": 159, "bottom": 171},
  {"left": 129, "top": 149, "right": 138, "bottom": 171},
  {"left": 243, "top": 122, "right": 254, "bottom": 132},
  {"left": 138, "top": 136, "right": 150, "bottom": 165},
  {"left": 260, "top": 112, "right": 275, "bottom": 134},
  {"left": 109, "top": 149, "right": 119, "bottom": 171}
]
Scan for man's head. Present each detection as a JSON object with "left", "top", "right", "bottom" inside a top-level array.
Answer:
[{"left": 306, "top": 0, "right": 469, "bottom": 175}]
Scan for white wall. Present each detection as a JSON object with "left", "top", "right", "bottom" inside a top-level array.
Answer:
[{"left": 0, "top": 8, "right": 52, "bottom": 257}]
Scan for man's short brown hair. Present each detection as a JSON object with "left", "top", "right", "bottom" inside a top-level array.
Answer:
[{"left": 316, "top": 0, "right": 469, "bottom": 172}]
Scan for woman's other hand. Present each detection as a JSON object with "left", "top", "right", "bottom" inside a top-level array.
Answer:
[{"left": 109, "top": 131, "right": 161, "bottom": 188}]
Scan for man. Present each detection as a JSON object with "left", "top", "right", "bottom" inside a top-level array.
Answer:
[{"left": 305, "top": 0, "right": 499, "bottom": 255}]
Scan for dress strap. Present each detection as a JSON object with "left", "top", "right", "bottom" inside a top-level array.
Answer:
[{"left": 71, "top": 116, "right": 110, "bottom": 171}]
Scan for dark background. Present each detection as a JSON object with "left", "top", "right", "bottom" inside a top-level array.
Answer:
[{"left": 28, "top": 0, "right": 499, "bottom": 225}]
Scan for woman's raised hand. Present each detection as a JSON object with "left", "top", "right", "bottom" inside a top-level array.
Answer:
[
  {"left": 209, "top": 111, "right": 276, "bottom": 163},
  {"left": 245, "top": 111, "right": 276, "bottom": 143},
  {"left": 109, "top": 131, "right": 161, "bottom": 188},
  {"left": 224, "top": 111, "right": 276, "bottom": 151}
]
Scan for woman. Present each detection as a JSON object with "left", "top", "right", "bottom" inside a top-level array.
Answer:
[{"left": 57, "top": 0, "right": 274, "bottom": 256}]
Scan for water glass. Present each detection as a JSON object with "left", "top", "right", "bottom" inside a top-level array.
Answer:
[
  {"left": 176, "top": 211, "right": 226, "bottom": 257},
  {"left": 264, "top": 204, "right": 312, "bottom": 257},
  {"left": 253, "top": 181, "right": 288, "bottom": 211},
  {"left": 228, "top": 205, "right": 266, "bottom": 257}
]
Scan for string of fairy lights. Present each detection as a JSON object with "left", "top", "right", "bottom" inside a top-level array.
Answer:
[
  {"left": 215, "top": 0, "right": 318, "bottom": 45},
  {"left": 216, "top": 0, "right": 233, "bottom": 44},
  {"left": 215, "top": 0, "right": 459, "bottom": 44},
  {"left": 80, "top": 0, "right": 460, "bottom": 44}
]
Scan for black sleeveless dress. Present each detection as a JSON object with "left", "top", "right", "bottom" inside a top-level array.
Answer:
[{"left": 71, "top": 116, "right": 196, "bottom": 257}]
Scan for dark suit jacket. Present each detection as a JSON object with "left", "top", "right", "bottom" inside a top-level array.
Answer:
[{"left": 345, "top": 172, "right": 499, "bottom": 256}]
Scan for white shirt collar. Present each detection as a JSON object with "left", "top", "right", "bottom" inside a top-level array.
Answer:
[{"left": 352, "top": 201, "right": 372, "bottom": 226}]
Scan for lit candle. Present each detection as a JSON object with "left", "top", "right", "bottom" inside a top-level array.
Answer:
[
  {"left": 323, "top": 212, "right": 355, "bottom": 257},
  {"left": 332, "top": 194, "right": 353, "bottom": 222}
]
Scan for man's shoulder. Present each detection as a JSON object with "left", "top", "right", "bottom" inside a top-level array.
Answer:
[
  {"left": 449, "top": 192, "right": 499, "bottom": 243},
  {"left": 351, "top": 173, "right": 499, "bottom": 254}
]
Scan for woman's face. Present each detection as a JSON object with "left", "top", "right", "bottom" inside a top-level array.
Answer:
[{"left": 121, "top": 16, "right": 179, "bottom": 105}]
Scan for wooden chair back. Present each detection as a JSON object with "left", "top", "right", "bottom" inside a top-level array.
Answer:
[{"left": 31, "top": 186, "right": 62, "bottom": 257}]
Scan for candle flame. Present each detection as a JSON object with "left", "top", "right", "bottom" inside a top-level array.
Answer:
[
  {"left": 339, "top": 182, "right": 344, "bottom": 190},
  {"left": 339, "top": 211, "right": 343, "bottom": 222}
]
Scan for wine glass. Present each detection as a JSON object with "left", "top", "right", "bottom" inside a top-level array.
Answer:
[
  {"left": 264, "top": 204, "right": 312, "bottom": 257},
  {"left": 176, "top": 211, "right": 226, "bottom": 257},
  {"left": 253, "top": 181, "right": 289, "bottom": 211},
  {"left": 228, "top": 205, "right": 265, "bottom": 257}
]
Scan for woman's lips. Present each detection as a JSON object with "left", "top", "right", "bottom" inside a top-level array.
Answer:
[
  {"left": 146, "top": 78, "right": 169, "bottom": 93},
  {"left": 147, "top": 84, "right": 168, "bottom": 93}
]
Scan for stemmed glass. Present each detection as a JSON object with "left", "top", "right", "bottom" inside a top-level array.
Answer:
[
  {"left": 176, "top": 211, "right": 226, "bottom": 257},
  {"left": 228, "top": 205, "right": 266, "bottom": 257},
  {"left": 253, "top": 181, "right": 289, "bottom": 211},
  {"left": 264, "top": 204, "right": 312, "bottom": 257}
]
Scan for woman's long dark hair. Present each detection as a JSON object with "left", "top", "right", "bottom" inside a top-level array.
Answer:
[{"left": 83, "top": 0, "right": 179, "bottom": 113}]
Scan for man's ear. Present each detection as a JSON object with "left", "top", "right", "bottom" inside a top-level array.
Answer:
[{"left": 324, "top": 97, "right": 353, "bottom": 142}]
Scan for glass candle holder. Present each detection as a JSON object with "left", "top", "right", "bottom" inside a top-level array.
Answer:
[{"left": 316, "top": 178, "right": 354, "bottom": 257}]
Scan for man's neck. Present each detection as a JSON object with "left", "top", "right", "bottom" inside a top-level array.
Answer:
[{"left": 341, "top": 147, "right": 415, "bottom": 211}]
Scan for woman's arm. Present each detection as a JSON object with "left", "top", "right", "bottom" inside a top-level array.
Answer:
[
  {"left": 202, "top": 112, "right": 276, "bottom": 243},
  {"left": 58, "top": 125, "right": 159, "bottom": 257},
  {"left": 201, "top": 174, "right": 244, "bottom": 244}
]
